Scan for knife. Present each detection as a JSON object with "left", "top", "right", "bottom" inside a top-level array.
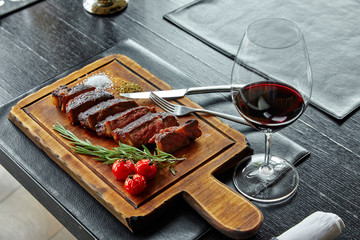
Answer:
[{"left": 119, "top": 85, "right": 232, "bottom": 99}]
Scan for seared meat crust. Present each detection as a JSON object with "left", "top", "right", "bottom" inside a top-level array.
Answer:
[
  {"left": 149, "top": 119, "right": 202, "bottom": 153},
  {"left": 95, "top": 106, "right": 156, "bottom": 137},
  {"left": 112, "top": 113, "right": 179, "bottom": 147},
  {"left": 66, "top": 90, "right": 114, "bottom": 124},
  {"left": 78, "top": 98, "right": 138, "bottom": 130}
]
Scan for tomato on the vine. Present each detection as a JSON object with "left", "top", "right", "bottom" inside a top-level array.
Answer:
[
  {"left": 112, "top": 159, "right": 135, "bottom": 180},
  {"left": 135, "top": 159, "right": 157, "bottom": 180},
  {"left": 124, "top": 174, "right": 147, "bottom": 195}
]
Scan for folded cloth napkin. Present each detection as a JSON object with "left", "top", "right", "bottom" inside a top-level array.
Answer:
[{"left": 273, "top": 211, "right": 345, "bottom": 240}]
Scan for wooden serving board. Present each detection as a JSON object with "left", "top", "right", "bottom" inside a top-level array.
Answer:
[{"left": 8, "top": 55, "right": 263, "bottom": 239}]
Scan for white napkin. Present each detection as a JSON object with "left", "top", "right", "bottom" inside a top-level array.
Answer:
[{"left": 276, "top": 211, "right": 345, "bottom": 240}]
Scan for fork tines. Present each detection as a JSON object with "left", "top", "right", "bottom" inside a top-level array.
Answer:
[{"left": 149, "top": 92, "right": 175, "bottom": 113}]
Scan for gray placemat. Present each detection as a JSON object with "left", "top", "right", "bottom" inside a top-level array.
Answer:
[
  {"left": 164, "top": 0, "right": 360, "bottom": 120},
  {"left": 0, "top": 0, "right": 42, "bottom": 17}
]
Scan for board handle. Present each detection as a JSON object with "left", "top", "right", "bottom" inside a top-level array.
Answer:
[{"left": 183, "top": 176, "right": 263, "bottom": 239}]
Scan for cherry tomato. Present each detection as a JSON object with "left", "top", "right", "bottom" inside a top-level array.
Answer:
[
  {"left": 112, "top": 159, "right": 135, "bottom": 180},
  {"left": 124, "top": 174, "right": 147, "bottom": 195},
  {"left": 135, "top": 159, "right": 157, "bottom": 180}
]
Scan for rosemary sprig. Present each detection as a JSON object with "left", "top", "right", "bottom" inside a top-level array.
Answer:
[{"left": 53, "top": 122, "right": 184, "bottom": 175}]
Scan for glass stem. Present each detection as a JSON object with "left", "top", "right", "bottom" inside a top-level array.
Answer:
[
  {"left": 264, "top": 132, "right": 272, "bottom": 166},
  {"left": 260, "top": 132, "right": 274, "bottom": 175}
]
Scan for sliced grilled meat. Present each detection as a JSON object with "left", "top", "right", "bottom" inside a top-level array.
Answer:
[
  {"left": 57, "top": 85, "right": 96, "bottom": 112},
  {"left": 149, "top": 119, "right": 202, "bottom": 153},
  {"left": 112, "top": 113, "right": 179, "bottom": 147},
  {"left": 51, "top": 85, "right": 71, "bottom": 108},
  {"left": 161, "top": 112, "right": 180, "bottom": 128},
  {"left": 178, "top": 119, "right": 202, "bottom": 140},
  {"left": 95, "top": 106, "right": 156, "bottom": 137},
  {"left": 66, "top": 90, "right": 114, "bottom": 125},
  {"left": 78, "top": 98, "right": 138, "bottom": 130}
]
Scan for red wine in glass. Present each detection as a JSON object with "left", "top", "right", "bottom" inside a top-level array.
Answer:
[
  {"left": 234, "top": 81, "right": 305, "bottom": 132},
  {"left": 231, "top": 18, "right": 312, "bottom": 203}
]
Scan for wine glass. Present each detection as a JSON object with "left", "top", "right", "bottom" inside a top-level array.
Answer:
[{"left": 231, "top": 18, "right": 312, "bottom": 203}]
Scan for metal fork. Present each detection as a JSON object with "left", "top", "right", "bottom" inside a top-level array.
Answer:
[{"left": 149, "top": 92, "right": 250, "bottom": 126}]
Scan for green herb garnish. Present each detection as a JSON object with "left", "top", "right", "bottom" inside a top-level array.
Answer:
[{"left": 53, "top": 122, "right": 185, "bottom": 175}]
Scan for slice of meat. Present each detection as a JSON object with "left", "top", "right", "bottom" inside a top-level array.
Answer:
[
  {"left": 95, "top": 106, "right": 156, "bottom": 137},
  {"left": 179, "top": 119, "right": 202, "bottom": 140},
  {"left": 51, "top": 85, "right": 70, "bottom": 108},
  {"left": 161, "top": 112, "right": 181, "bottom": 128},
  {"left": 59, "top": 85, "right": 96, "bottom": 112},
  {"left": 149, "top": 119, "right": 202, "bottom": 153},
  {"left": 66, "top": 90, "right": 114, "bottom": 125},
  {"left": 78, "top": 98, "right": 138, "bottom": 130},
  {"left": 112, "top": 113, "right": 179, "bottom": 147}
]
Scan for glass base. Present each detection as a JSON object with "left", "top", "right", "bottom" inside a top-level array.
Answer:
[{"left": 233, "top": 154, "right": 299, "bottom": 203}]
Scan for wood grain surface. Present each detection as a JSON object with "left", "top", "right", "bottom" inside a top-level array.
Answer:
[{"left": 8, "top": 55, "right": 263, "bottom": 239}]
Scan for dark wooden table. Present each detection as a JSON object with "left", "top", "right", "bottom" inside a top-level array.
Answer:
[{"left": 0, "top": 1, "right": 359, "bottom": 239}]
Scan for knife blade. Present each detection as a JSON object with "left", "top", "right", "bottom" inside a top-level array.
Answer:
[{"left": 119, "top": 85, "right": 232, "bottom": 99}]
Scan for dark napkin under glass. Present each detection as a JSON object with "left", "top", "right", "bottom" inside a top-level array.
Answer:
[
  {"left": 165, "top": 0, "right": 360, "bottom": 120},
  {"left": 0, "top": 0, "right": 42, "bottom": 17},
  {"left": 0, "top": 39, "right": 308, "bottom": 239}
]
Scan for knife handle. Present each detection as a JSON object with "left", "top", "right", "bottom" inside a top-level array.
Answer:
[{"left": 187, "top": 85, "right": 231, "bottom": 94}]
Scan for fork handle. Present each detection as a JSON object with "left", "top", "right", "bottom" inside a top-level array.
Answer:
[
  {"left": 196, "top": 109, "right": 250, "bottom": 126},
  {"left": 187, "top": 85, "right": 231, "bottom": 95}
]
